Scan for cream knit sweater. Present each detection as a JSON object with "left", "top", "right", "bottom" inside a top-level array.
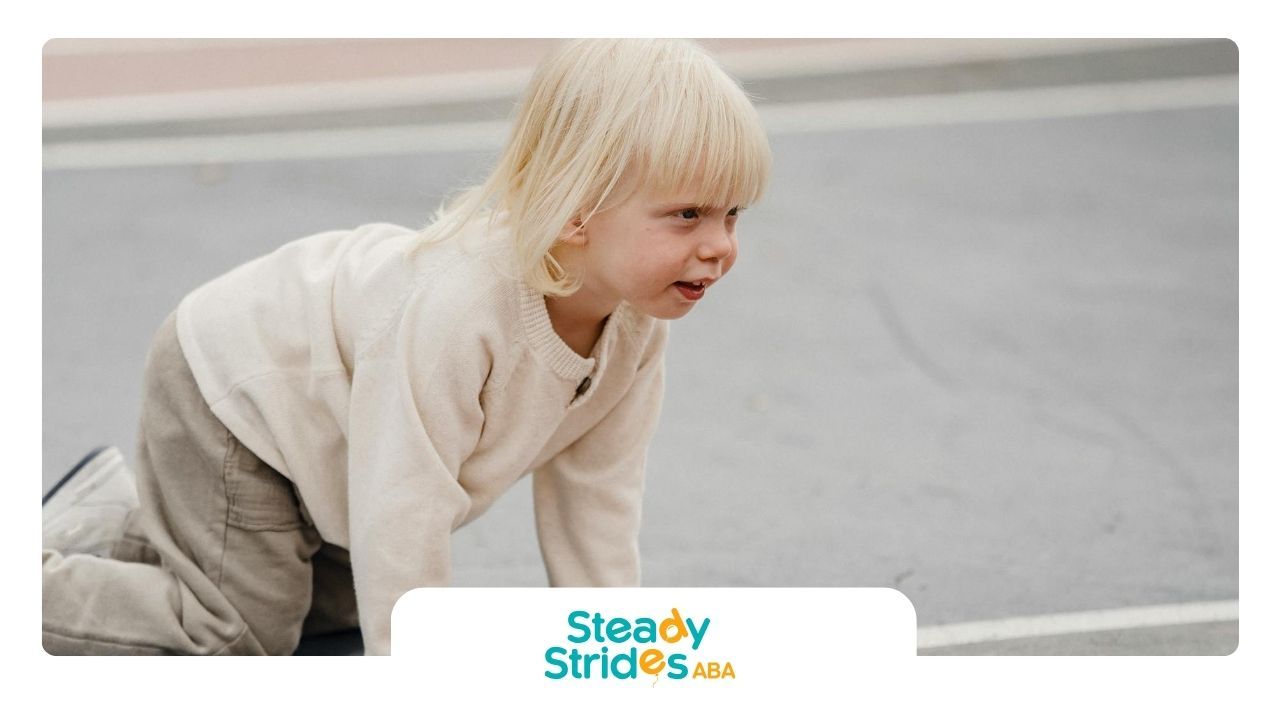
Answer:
[{"left": 174, "top": 221, "right": 668, "bottom": 655}]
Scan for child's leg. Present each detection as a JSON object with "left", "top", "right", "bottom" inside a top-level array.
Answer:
[
  {"left": 42, "top": 312, "right": 322, "bottom": 655},
  {"left": 302, "top": 542, "right": 360, "bottom": 637}
]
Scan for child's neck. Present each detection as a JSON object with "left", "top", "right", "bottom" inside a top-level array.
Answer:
[{"left": 545, "top": 291, "right": 615, "bottom": 359}]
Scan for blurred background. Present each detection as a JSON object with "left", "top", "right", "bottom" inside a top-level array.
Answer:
[{"left": 43, "top": 38, "right": 1238, "bottom": 655}]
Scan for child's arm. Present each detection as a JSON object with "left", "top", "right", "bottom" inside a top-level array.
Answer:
[
  {"left": 531, "top": 321, "right": 669, "bottom": 587},
  {"left": 345, "top": 296, "right": 490, "bottom": 657}
]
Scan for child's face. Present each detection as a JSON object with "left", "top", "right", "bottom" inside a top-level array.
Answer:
[{"left": 572, "top": 185, "right": 740, "bottom": 320}]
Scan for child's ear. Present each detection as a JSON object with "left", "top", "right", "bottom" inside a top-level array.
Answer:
[{"left": 557, "top": 215, "right": 587, "bottom": 246}]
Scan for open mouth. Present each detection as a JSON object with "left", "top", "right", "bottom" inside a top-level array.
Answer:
[{"left": 673, "top": 280, "right": 706, "bottom": 300}]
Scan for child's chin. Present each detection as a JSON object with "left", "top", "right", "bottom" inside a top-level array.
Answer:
[{"left": 641, "top": 304, "right": 695, "bottom": 321}]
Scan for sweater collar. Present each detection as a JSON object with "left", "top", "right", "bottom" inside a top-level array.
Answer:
[{"left": 518, "top": 279, "right": 628, "bottom": 382}]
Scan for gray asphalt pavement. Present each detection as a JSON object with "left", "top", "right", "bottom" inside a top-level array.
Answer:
[
  {"left": 42, "top": 44, "right": 1238, "bottom": 655},
  {"left": 919, "top": 621, "right": 1240, "bottom": 656}
]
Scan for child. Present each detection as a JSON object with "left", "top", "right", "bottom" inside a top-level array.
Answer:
[{"left": 41, "top": 38, "right": 772, "bottom": 656}]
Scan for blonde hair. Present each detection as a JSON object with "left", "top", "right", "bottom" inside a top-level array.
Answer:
[{"left": 411, "top": 38, "right": 773, "bottom": 297}]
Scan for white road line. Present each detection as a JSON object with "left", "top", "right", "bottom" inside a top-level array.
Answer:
[
  {"left": 43, "top": 38, "right": 1180, "bottom": 129},
  {"left": 43, "top": 119, "right": 513, "bottom": 170},
  {"left": 916, "top": 600, "right": 1239, "bottom": 650},
  {"left": 43, "top": 75, "right": 1237, "bottom": 171},
  {"left": 42, "top": 68, "right": 535, "bottom": 129}
]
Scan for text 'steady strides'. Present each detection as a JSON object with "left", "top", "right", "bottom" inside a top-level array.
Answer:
[{"left": 544, "top": 607, "right": 735, "bottom": 682}]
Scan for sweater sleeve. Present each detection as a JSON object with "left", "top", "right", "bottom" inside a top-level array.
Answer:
[
  {"left": 531, "top": 321, "right": 668, "bottom": 587},
  {"left": 345, "top": 299, "right": 488, "bottom": 656}
]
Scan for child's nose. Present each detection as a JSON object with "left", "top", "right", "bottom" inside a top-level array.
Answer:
[{"left": 696, "top": 225, "right": 735, "bottom": 262}]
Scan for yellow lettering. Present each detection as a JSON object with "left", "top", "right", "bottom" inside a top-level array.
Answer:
[
  {"left": 659, "top": 608, "right": 689, "bottom": 644},
  {"left": 639, "top": 649, "right": 666, "bottom": 676},
  {"left": 690, "top": 660, "right": 735, "bottom": 679}
]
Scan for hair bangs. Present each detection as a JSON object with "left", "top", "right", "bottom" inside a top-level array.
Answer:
[{"left": 628, "top": 56, "right": 772, "bottom": 213}]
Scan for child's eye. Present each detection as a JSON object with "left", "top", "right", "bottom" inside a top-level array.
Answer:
[{"left": 676, "top": 206, "right": 740, "bottom": 220}]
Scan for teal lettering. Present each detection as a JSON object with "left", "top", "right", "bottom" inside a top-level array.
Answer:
[
  {"left": 611, "top": 646, "right": 638, "bottom": 678},
  {"left": 544, "top": 646, "right": 569, "bottom": 679},
  {"left": 566, "top": 611, "right": 590, "bottom": 643},
  {"left": 667, "top": 653, "right": 688, "bottom": 679},
  {"left": 633, "top": 617, "right": 657, "bottom": 643},
  {"left": 605, "top": 617, "right": 632, "bottom": 643},
  {"left": 686, "top": 616, "right": 710, "bottom": 651}
]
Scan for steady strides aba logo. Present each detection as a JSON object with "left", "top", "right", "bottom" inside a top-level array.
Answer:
[{"left": 544, "top": 607, "right": 735, "bottom": 682}]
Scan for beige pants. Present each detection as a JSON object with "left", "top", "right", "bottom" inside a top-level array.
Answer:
[{"left": 42, "top": 311, "right": 358, "bottom": 655}]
